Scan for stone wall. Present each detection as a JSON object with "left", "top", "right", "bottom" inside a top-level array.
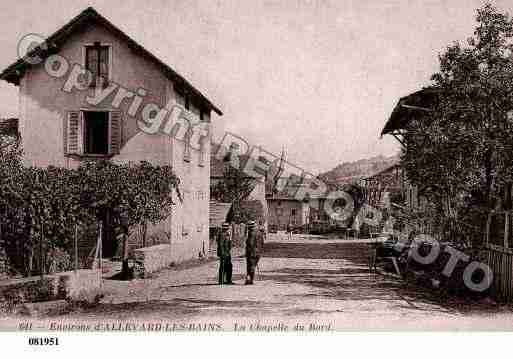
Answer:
[
  {"left": 133, "top": 241, "right": 213, "bottom": 277},
  {"left": 133, "top": 245, "right": 173, "bottom": 277},
  {"left": 0, "top": 269, "right": 101, "bottom": 306},
  {"left": 58, "top": 270, "right": 102, "bottom": 302}
]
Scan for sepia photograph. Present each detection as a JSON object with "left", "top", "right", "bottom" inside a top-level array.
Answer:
[{"left": 1, "top": 1, "right": 513, "bottom": 351}]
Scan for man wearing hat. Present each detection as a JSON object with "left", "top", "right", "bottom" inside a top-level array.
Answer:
[
  {"left": 245, "top": 220, "right": 264, "bottom": 284},
  {"left": 217, "top": 223, "right": 233, "bottom": 285}
]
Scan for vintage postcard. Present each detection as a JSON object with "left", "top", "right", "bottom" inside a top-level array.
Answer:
[{"left": 1, "top": 1, "right": 513, "bottom": 346}]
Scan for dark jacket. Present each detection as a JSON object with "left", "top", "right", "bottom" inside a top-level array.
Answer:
[
  {"left": 217, "top": 230, "right": 232, "bottom": 258},
  {"left": 246, "top": 228, "right": 264, "bottom": 258}
]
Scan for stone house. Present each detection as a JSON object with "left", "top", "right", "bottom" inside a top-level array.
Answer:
[
  {"left": 267, "top": 181, "right": 357, "bottom": 232},
  {"left": 0, "top": 7, "right": 222, "bottom": 266},
  {"left": 267, "top": 195, "right": 310, "bottom": 231}
]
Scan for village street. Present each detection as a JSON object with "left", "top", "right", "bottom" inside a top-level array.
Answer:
[{"left": 4, "top": 235, "right": 512, "bottom": 331}]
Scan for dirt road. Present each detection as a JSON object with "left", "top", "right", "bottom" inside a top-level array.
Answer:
[{"left": 4, "top": 237, "right": 513, "bottom": 331}]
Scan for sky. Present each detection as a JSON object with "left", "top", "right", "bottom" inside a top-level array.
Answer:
[{"left": 0, "top": 0, "right": 510, "bottom": 173}]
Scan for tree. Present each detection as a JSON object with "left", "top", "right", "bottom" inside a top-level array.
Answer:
[
  {"left": 211, "top": 152, "right": 258, "bottom": 223},
  {"left": 0, "top": 156, "right": 180, "bottom": 277},
  {"left": 402, "top": 3, "right": 513, "bottom": 243},
  {"left": 0, "top": 120, "right": 22, "bottom": 276},
  {"left": 75, "top": 160, "right": 180, "bottom": 278}
]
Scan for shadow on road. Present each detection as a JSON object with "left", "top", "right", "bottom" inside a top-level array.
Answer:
[
  {"left": 60, "top": 297, "right": 283, "bottom": 319},
  {"left": 262, "top": 241, "right": 502, "bottom": 315},
  {"left": 263, "top": 241, "right": 370, "bottom": 262}
]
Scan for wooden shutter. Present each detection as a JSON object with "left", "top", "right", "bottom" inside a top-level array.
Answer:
[
  {"left": 109, "top": 110, "right": 122, "bottom": 155},
  {"left": 65, "top": 111, "right": 83, "bottom": 154}
]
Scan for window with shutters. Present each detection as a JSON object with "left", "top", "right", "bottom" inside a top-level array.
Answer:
[
  {"left": 84, "top": 111, "right": 109, "bottom": 155},
  {"left": 66, "top": 111, "right": 81, "bottom": 154},
  {"left": 85, "top": 42, "right": 110, "bottom": 88},
  {"left": 109, "top": 110, "right": 122, "bottom": 155},
  {"left": 65, "top": 110, "right": 122, "bottom": 156}
]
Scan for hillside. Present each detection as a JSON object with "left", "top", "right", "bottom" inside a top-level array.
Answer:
[{"left": 318, "top": 154, "right": 400, "bottom": 185}]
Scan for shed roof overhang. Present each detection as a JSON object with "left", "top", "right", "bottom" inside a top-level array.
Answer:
[{"left": 381, "top": 87, "right": 438, "bottom": 137}]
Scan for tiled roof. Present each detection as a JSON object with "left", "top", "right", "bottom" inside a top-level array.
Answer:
[{"left": 381, "top": 87, "right": 437, "bottom": 136}]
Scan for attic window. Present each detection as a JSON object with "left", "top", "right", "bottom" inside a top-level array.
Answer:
[{"left": 85, "top": 42, "right": 110, "bottom": 88}]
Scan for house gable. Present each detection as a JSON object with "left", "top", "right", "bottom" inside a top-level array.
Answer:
[{"left": 0, "top": 6, "right": 222, "bottom": 116}]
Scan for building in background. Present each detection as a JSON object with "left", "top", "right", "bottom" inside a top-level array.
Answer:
[{"left": 266, "top": 194, "right": 310, "bottom": 231}]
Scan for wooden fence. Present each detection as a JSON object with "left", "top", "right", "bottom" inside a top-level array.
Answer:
[
  {"left": 481, "top": 244, "right": 513, "bottom": 302},
  {"left": 481, "top": 211, "right": 513, "bottom": 301}
]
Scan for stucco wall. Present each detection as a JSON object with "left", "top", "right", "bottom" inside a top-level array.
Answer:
[
  {"left": 18, "top": 21, "right": 211, "bottom": 263},
  {"left": 170, "top": 113, "right": 210, "bottom": 262},
  {"left": 19, "top": 23, "right": 170, "bottom": 168},
  {"left": 246, "top": 179, "right": 268, "bottom": 226},
  {"left": 267, "top": 199, "right": 309, "bottom": 230}
]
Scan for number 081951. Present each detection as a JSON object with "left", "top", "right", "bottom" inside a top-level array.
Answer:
[{"left": 28, "top": 337, "right": 59, "bottom": 346}]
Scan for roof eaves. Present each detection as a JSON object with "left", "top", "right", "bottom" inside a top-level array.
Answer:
[{"left": 380, "top": 87, "right": 438, "bottom": 136}]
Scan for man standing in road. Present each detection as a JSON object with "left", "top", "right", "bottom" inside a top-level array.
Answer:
[
  {"left": 217, "top": 223, "right": 233, "bottom": 285},
  {"left": 245, "top": 220, "right": 265, "bottom": 285}
]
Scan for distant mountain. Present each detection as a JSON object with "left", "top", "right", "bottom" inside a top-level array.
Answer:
[{"left": 318, "top": 154, "right": 400, "bottom": 185}]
